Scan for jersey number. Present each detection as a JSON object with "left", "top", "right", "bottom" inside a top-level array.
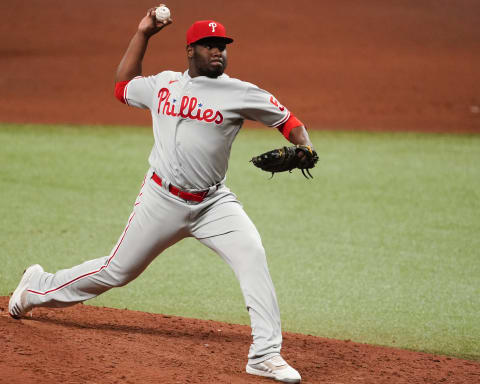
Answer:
[{"left": 270, "top": 96, "right": 285, "bottom": 112}]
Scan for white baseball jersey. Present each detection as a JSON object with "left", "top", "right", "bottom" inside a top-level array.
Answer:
[{"left": 123, "top": 70, "right": 291, "bottom": 190}]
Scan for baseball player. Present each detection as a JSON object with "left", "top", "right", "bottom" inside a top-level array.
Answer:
[{"left": 9, "top": 7, "right": 315, "bottom": 383}]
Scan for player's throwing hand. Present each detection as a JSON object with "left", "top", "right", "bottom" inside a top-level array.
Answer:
[
  {"left": 10, "top": 11, "right": 305, "bottom": 383},
  {"left": 138, "top": 5, "right": 172, "bottom": 37}
]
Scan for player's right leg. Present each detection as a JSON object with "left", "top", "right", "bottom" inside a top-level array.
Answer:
[{"left": 10, "top": 173, "right": 189, "bottom": 314}]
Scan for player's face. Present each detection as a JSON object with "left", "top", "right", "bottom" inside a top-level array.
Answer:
[{"left": 188, "top": 38, "right": 228, "bottom": 78}]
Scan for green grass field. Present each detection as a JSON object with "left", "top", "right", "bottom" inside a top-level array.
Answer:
[{"left": 1, "top": 123, "right": 479, "bottom": 360}]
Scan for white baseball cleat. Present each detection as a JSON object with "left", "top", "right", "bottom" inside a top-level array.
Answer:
[
  {"left": 246, "top": 355, "right": 301, "bottom": 383},
  {"left": 9, "top": 264, "right": 44, "bottom": 319}
]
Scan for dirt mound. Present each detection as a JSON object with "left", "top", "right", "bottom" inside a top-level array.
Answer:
[
  {"left": 1, "top": 297, "right": 478, "bottom": 383},
  {"left": 0, "top": 0, "right": 479, "bottom": 133}
]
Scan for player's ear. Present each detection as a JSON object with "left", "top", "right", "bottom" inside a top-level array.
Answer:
[{"left": 186, "top": 44, "right": 194, "bottom": 59}]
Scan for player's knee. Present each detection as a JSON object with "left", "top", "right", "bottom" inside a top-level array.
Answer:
[
  {"left": 233, "top": 237, "right": 267, "bottom": 273},
  {"left": 103, "top": 267, "right": 139, "bottom": 288},
  {"left": 112, "top": 275, "right": 131, "bottom": 287}
]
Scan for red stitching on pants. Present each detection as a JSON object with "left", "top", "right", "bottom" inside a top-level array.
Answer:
[{"left": 28, "top": 212, "right": 136, "bottom": 296}]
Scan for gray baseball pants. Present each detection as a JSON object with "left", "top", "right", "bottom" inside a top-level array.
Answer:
[{"left": 26, "top": 169, "right": 282, "bottom": 363}]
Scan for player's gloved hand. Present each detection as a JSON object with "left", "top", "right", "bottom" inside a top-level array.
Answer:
[
  {"left": 250, "top": 145, "right": 319, "bottom": 179},
  {"left": 139, "top": 6, "right": 173, "bottom": 37}
]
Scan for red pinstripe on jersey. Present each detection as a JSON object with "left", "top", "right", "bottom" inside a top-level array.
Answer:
[{"left": 272, "top": 111, "right": 291, "bottom": 128}]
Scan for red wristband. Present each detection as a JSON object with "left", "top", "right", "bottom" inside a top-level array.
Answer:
[{"left": 278, "top": 115, "right": 303, "bottom": 140}]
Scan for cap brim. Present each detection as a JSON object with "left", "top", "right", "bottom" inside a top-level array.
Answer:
[{"left": 191, "top": 36, "right": 234, "bottom": 45}]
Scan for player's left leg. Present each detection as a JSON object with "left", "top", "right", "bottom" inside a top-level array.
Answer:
[
  {"left": 191, "top": 190, "right": 301, "bottom": 382},
  {"left": 190, "top": 188, "right": 282, "bottom": 364}
]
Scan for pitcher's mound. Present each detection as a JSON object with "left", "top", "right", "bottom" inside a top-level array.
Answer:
[{"left": 0, "top": 297, "right": 478, "bottom": 383}]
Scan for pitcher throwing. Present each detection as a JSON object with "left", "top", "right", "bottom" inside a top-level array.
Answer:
[{"left": 9, "top": 6, "right": 316, "bottom": 383}]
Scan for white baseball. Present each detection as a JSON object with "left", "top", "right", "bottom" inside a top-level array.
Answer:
[{"left": 155, "top": 6, "right": 170, "bottom": 22}]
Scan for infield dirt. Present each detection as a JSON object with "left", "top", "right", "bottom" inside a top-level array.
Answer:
[
  {"left": 1, "top": 297, "right": 479, "bottom": 384},
  {"left": 1, "top": 1, "right": 479, "bottom": 383}
]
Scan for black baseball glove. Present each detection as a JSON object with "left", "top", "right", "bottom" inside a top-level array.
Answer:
[{"left": 250, "top": 145, "right": 319, "bottom": 178}]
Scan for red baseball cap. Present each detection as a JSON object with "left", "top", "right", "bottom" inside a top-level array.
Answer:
[{"left": 186, "top": 20, "right": 234, "bottom": 45}]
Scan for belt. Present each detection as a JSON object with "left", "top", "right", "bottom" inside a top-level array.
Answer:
[{"left": 151, "top": 173, "right": 215, "bottom": 203}]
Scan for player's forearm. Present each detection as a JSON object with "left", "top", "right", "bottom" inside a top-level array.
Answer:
[
  {"left": 288, "top": 125, "right": 314, "bottom": 148},
  {"left": 115, "top": 31, "right": 150, "bottom": 82}
]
